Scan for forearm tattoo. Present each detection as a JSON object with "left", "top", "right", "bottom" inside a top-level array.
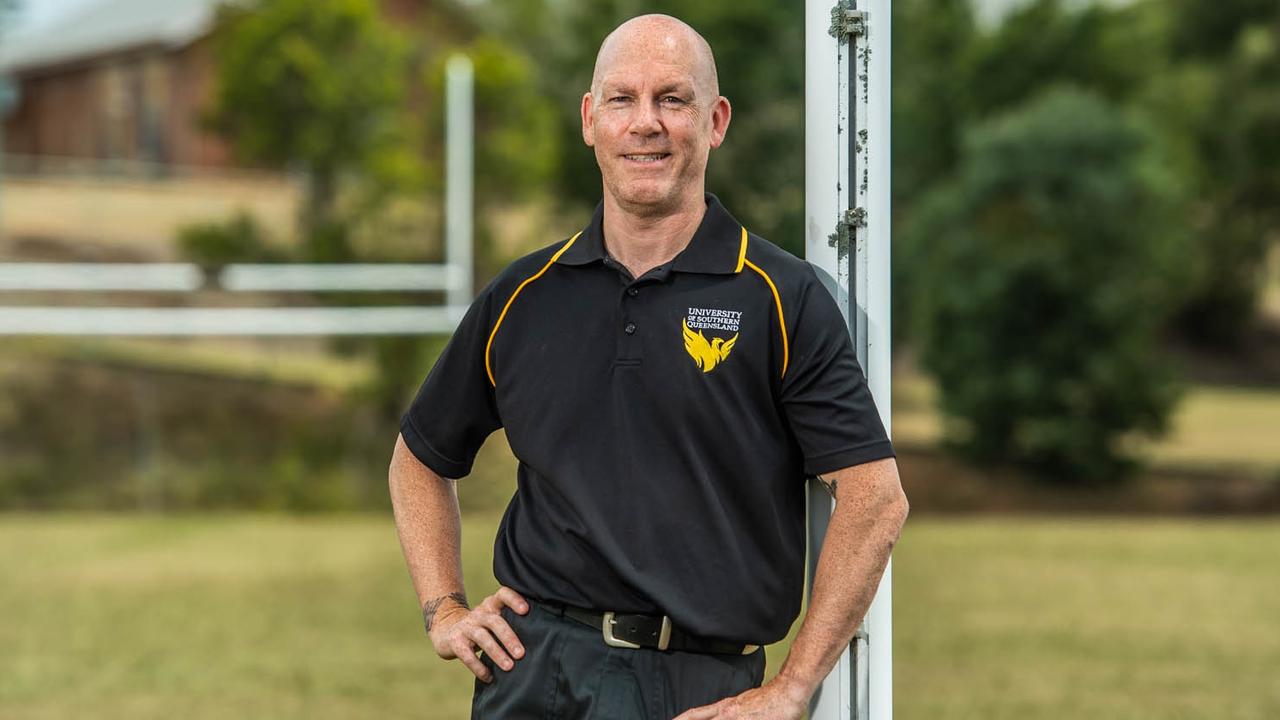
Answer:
[
  {"left": 816, "top": 473, "right": 838, "bottom": 498},
  {"left": 422, "top": 591, "right": 469, "bottom": 632}
]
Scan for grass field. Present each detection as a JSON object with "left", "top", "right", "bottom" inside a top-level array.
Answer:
[
  {"left": 2, "top": 514, "right": 1276, "bottom": 719},
  {"left": 891, "top": 362, "right": 1280, "bottom": 472}
]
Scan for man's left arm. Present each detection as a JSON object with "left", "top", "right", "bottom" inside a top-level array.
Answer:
[{"left": 674, "top": 456, "right": 908, "bottom": 720}]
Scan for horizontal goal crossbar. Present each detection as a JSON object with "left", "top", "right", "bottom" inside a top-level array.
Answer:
[
  {"left": 0, "top": 263, "right": 461, "bottom": 292},
  {"left": 220, "top": 264, "right": 463, "bottom": 292},
  {"left": 0, "top": 306, "right": 466, "bottom": 335},
  {"left": 0, "top": 263, "right": 203, "bottom": 291}
]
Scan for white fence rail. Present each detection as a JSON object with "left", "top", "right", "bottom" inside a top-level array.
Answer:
[
  {"left": 220, "top": 263, "right": 463, "bottom": 292},
  {"left": 0, "top": 306, "right": 465, "bottom": 336},
  {"left": 0, "top": 262, "right": 462, "bottom": 293},
  {"left": 0, "top": 263, "right": 204, "bottom": 291}
]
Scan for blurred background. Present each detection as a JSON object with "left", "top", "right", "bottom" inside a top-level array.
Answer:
[{"left": 0, "top": 0, "right": 1277, "bottom": 717}]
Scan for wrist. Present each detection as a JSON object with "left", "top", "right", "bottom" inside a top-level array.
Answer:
[
  {"left": 422, "top": 591, "right": 469, "bottom": 635},
  {"left": 773, "top": 667, "right": 819, "bottom": 707}
]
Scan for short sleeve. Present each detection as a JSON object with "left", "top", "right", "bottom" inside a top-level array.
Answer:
[
  {"left": 399, "top": 287, "right": 503, "bottom": 479},
  {"left": 780, "top": 274, "right": 895, "bottom": 475}
]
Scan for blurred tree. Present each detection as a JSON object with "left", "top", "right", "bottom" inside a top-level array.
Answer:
[
  {"left": 901, "top": 88, "right": 1189, "bottom": 483},
  {"left": 1166, "top": 0, "right": 1279, "bottom": 59},
  {"left": 891, "top": 0, "right": 976, "bottom": 209},
  {"left": 966, "top": 0, "right": 1158, "bottom": 115},
  {"left": 894, "top": 0, "right": 1164, "bottom": 215},
  {"left": 202, "top": 0, "right": 444, "bottom": 443},
  {"left": 893, "top": 0, "right": 1279, "bottom": 350},
  {"left": 455, "top": 37, "right": 560, "bottom": 207},
  {"left": 206, "top": 0, "right": 419, "bottom": 260},
  {"left": 891, "top": 0, "right": 977, "bottom": 347},
  {"left": 891, "top": 0, "right": 1168, "bottom": 347},
  {"left": 477, "top": 0, "right": 806, "bottom": 256},
  {"left": 420, "top": 35, "right": 562, "bottom": 277},
  {"left": 177, "top": 212, "right": 288, "bottom": 267},
  {"left": 357, "top": 30, "right": 566, "bottom": 436},
  {"left": 1142, "top": 2, "right": 1280, "bottom": 345}
]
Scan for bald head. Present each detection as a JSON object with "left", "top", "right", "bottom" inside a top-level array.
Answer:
[
  {"left": 581, "top": 13, "right": 732, "bottom": 218},
  {"left": 591, "top": 14, "right": 720, "bottom": 102}
]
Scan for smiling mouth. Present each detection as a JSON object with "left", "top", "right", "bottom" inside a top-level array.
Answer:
[{"left": 622, "top": 153, "right": 671, "bottom": 163}]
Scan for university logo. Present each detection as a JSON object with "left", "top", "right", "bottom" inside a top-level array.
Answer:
[{"left": 682, "top": 307, "right": 742, "bottom": 373}]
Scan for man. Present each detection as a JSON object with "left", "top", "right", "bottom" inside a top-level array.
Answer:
[{"left": 389, "top": 14, "right": 908, "bottom": 720}]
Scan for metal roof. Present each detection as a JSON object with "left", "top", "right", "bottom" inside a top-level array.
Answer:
[{"left": 0, "top": 0, "right": 224, "bottom": 75}]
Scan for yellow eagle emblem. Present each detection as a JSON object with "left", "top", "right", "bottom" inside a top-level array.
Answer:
[{"left": 682, "top": 318, "right": 738, "bottom": 373}]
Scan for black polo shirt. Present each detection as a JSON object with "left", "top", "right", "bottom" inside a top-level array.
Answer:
[{"left": 400, "top": 194, "right": 894, "bottom": 645}]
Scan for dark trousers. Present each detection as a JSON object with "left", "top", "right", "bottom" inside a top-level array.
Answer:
[{"left": 471, "top": 603, "right": 766, "bottom": 720}]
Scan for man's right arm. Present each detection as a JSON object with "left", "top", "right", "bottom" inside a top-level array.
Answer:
[{"left": 388, "top": 433, "right": 529, "bottom": 683}]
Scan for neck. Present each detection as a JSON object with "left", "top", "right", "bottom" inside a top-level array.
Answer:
[{"left": 601, "top": 189, "right": 706, "bottom": 278}]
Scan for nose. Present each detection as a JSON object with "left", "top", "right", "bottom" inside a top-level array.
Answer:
[{"left": 628, "top": 98, "right": 663, "bottom": 137}]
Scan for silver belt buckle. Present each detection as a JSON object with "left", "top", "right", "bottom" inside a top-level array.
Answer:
[{"left": 602, "top": 611, "right": 672, "bottom": 651}]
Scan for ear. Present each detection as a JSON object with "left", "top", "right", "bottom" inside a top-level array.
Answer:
[
  {"left": 708, "top": 96, "right": 732, "bottom": 149},
  {"left": 580, "top": 92, "right": 595, "bottom": 147}
]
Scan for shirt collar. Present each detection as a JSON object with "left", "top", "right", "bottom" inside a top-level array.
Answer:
[{"left": 555, "top": 193, "right": 747, "bottom": 275}]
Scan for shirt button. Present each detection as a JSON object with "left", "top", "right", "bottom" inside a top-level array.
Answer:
[
  {"left": 627, "top": 287, "right": 639, "bottom": 297},
  {"left": 624, "top": 322, "right": 637, "bottom": 335}
]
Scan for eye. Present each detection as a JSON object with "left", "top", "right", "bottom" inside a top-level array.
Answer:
[
  {"left": 608, "top": 95, "right": 632, "bottom": 104},
  {"left": 661, "top": 96, "right": 686, "bottom": 105}
]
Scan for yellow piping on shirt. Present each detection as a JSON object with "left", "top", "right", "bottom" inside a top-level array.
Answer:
[
  {"left": 484, "top": 232, "right": 582, "bottom": 386},
  {"left": 743, "top": 256, "right": 789, "bottom": 379},
  {"left": 734, "top": 226, "right": 748, "bottom": 273}
]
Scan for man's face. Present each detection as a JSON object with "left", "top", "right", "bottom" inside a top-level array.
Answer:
[{"left": 581, "top": 38, "right": 731, "bottom": 216}]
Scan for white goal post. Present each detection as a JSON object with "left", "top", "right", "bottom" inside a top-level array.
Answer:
[{"left": 806, "top": 1, "right": 893, "bottom": 719}]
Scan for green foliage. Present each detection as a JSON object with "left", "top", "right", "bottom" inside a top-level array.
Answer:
[
  {"left": 207, "top": 0, "right": 420, "bottom": 254},
  {"left": 901, "top": 88, "right": 1189, "bottom": 483},
  {"left": 893, "top": 0, "right": 1166, "bottom": 215},
  {"left": 893, "top": 0, "right": 1280, "bottom": 393},
  {"left": 1144, "top": 4, "right": 1280, "bottom": 344},
  {"left": 420, "top": 35, "right": 564, "bottom": 276},
  {"left": 890, "top": 0, "right": 979, "bottom": 346},
  {"left": 203, "top": 0, "right": 470, "bottom": 433},
  {"left": 176, "top": 212, "right": 287, "bottom": 267},
  {"left": 891, "top": 0, "right": 977, "bottom": 207},
  {"left": 966, "top": 0, "right": 1156, "bottom": 114},
  {"left": 208, "top": 0, "right": 407, "bottom": 176},
  {"left": 0, "top": 360, "right": 389, "bottom": 512},
  {"left": 891, "top": 0, "right": 1169, "bottom": 347},
  {"left": 1166, "top": 0, "right": 1279, "bottom": 59},
  {"left": 355, "top": 335, "right": 448, "bottom": 429},
  {"left": 426, "top": 37, "right": 560, "bottom": 204}
]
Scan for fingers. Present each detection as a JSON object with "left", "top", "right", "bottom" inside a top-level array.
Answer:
[
  {"left": 494, "top": 585, "right": 530, "bottom": 615},
  {"left": 472, "top": 588, "right": 528, "bottom": 658},
  {"left": 483, "top": 614, "right": 524, "bottom": 661},
  {"left": 457, "top": 644, "right": 493, "bottom": 683},
  {"left": 446, "top": 587, "right": 530, "bottom": 682},
  {"left": 467, "top": 623, "right": 515, "bottom": 671}
]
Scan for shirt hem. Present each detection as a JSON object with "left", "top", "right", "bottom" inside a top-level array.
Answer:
[
  {"left": 398, "top": 416, "right": 471, "bottom": 479},
  {"left": 804, "top": 441, "right": 896, "bottom": 476}
]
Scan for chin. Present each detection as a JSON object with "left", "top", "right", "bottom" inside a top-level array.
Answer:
[{"left": 612, "top": 181, "right": 680, "bottom": 213}]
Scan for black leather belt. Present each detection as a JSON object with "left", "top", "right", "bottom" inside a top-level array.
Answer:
[{"left": 540, "top": 602, "right": 760, "bottom": 656}]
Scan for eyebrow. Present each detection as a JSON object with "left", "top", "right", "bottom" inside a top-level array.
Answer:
[
  {"left": 655, "top": 83, "right": 694, "bottom": 97},
  {"left": 600, "top": 81, "right": 695, "bottom": 97}
]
